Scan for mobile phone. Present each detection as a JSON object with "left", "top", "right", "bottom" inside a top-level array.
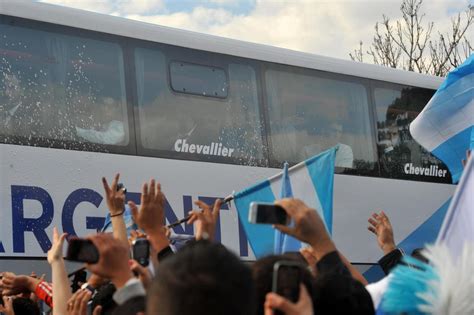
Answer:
[
  {"left": 248, "top": 202, "right": 289, "bottom": 225},
  {"left": 132, "top": 238, "right": 150, "bottom": 267},
  {"left": 272, "top": 261, "right": 303, "bottom": 311},
  {"left": 65, "top": 238, "right": 100, "bottom": 264}
]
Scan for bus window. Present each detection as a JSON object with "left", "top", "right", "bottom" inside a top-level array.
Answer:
[
  {"left": 135, "top": 47, "right": 265, "bottom": 165},
  {"left": 265, "top": 67, "right": 376, "bottom": 172},
  {"left": 0, "top": 22, "right": 129, "bottom": 148},
  {"left": 374, "top": 86, "right": 451, "bottom": 183}
]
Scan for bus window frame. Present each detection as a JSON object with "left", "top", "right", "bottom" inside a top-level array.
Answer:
[
  {"left": 129, "top": 38, "right": 269, "bottom": 167},
  {"left": 262, "top": 62, "right": 379, "bottom": 177},
  {"left": 369, "top": 79, "right": 452, "bottom": 184},
  {"left": 0, "top": 15, "right": 137, "bottom": 157}
]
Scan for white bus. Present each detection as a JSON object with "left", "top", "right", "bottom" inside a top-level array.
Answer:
[{"left": 0, "top": 1, "right": 455, "bottom": 280}]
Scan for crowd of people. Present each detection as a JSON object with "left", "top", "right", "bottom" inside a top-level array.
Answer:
[{"left": 0, "top": 150, "right": 471, "bottom": 315}]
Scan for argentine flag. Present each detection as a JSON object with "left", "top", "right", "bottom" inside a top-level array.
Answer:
[
  {"left": 437, "top": 154, "right": 473, "bottom": 259},
  {"left": 410, "top": 54, "right": 474, "bottom": 183},
  {"left": 233, "top": 147, "right": 336, "bottom": 259}
]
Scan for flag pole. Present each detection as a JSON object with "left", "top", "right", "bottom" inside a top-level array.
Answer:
[{"left": 166, "top": 194, "right": 234, "bottom": 228}]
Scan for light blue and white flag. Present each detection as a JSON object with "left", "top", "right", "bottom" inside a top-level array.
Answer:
[
  {"left": 436, "top": 154, "right": 473, "bottom": 259},
  {"left": 410, "top": 54, "right": 474, "bottom": 183},
  {"left": 234, "top": 147, "right": 336, "bottom": 259},
  {"left": 273, "top": 162, "right": 301, "bottom": 254}
]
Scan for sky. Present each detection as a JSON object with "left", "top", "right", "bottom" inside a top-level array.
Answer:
[{"left": 38, "top": 0, "right": 473, "bottom": 61}]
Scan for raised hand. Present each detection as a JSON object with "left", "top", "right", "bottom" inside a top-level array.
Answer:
[
  {"left": 264, "top": 284, "right": 313, "bottom": 315},
  {"left": 368, "top": 211, "right": 396, "bottom": 254},
  {"left": 67, "top": 289, "right": 92, "bottom": 315},
  {"left": 86, "top": 233, "right": 132, "bottom": 289},
  {"left": 187, "top": 199, "right": 222, "bottom": 241},
  {"left": 274, "top": 199, "right": 334, "bottom": 259},
  {"left": 66, "top": 289, "right": 103, "bottom": 315},
  {"left": 129, "top": 179, "right": 165, "bottom": 234},
  {"left": 48, "top": 227, "right": 71, "bottom": 315},
  {"left": 129, "top": 259, "right": 152, "bottom": 289},
  {"left": 47, "top": 226, "right": 67, "bottom": 264},
  {"left": 129, "top": 179, "right": 169, "bottom": 252},
  {"left": 102, "top": 173, "right": 126, "bottom": 216},
  {"left": 0, "top": 273, "right": 37, "bottom": 296}
]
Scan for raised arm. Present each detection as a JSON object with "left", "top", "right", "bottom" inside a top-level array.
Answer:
[
  {"left": 367, "top": 211, "right": 396, "bottom": 255},
  {"left": 47, "top": 227, "right": 71, "bottom": 315},
  {"left": 102, "top": 173, "right": 128, "bottom": 245},
  {"left": 129, "top": 179, "right": 170, "bottom": 253},
  {"left": 274, "top": 199, "right": 336, "bottom": 260},
  {"left": 274, "top": 198, "right": 366, "bottom": 284},
  {"left": 187, "top": 199, "right": 222, "bottom": 241}
]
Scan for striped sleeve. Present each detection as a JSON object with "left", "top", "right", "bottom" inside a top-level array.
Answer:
[{"left": 35, "top": 280, "right": 53, "bottom": 308}]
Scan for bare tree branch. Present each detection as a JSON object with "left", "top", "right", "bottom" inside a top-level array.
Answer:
[{"left": 349, "top": 0, "right": 473, "bottom": 77}]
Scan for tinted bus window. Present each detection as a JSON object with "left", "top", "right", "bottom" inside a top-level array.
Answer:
[
  {"left": 0, "top": 21, "right": 129, "bottom": 148},
  {"left": 265, "top": 67, "right": 376, "bottom": 172},
  {"left": 135, "top": 47, "right": 265, "bottom": 165},
  {"left": 374, "top": 86, "right": 451, "bottom": 183}
]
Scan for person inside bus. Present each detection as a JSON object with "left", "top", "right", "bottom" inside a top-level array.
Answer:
[
  {"left": 75, "top": 97, "right": 125, "bottom": 145},
  {"left": 299, "top": 121, "right": 354, "bottom": 168}
]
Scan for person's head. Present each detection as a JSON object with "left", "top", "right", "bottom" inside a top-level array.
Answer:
[
  {"left": 91, "top": 282, "right": 118, "bottom": 315},
  {"left": 313, "top": 273, "right": 374, "bottom": 314},
  {"left": 252, "top": 253, "right": 315, "bottom": 315},
  {"left": 147, "top": 240, "right": 255, "bottom": 315},
  {"left": 12, "top": 297, "right": 40, "bottom": 315},
  {"left": 114, "top": 296, "right": 146, "bottom": 315}
]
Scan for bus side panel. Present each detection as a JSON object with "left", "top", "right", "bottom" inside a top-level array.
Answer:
[
  {"left": 332, "top": 175, "right": 454, "bottom": 263},
  {"left": 0, "top": 144, "right": 454, "bottom": 263},
  {"left": 0, "top": 144, "right": 272, "bottom": 259}
]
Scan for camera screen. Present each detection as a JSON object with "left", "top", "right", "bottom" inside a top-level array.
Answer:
[
  {"left": 66, "top": 239, "right": 99, "bottom": 263},
  {"left": 256, "top": 204, "right": 287, "bottom": 225},
  {"left": 133, "top": 239, "right": 150, "bottom": 266},
  {"left": 276, "top": 265, "right": 301, "bottom": 302}
]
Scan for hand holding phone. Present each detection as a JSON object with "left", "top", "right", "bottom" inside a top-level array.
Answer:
[
  {"left": 272, "top": 261, "right": 302, "bottom": 303},
  {"left": 65, "top": 238, "right": 100, "bottom": 264},
  {"left": 132, "top": 238, "right": 150, "bottom": 267},
  {"left": 248, "top": 202, "right": 290, "bottom": 225}
]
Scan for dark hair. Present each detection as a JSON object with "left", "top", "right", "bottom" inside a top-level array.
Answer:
[
  {"left": 91, "top": 282, "right": 118, "bottom": 315},
  {"left": 313, "top": 273, "right": 374, "bottom": 314},
  {"left": 252, "top": 253, "right": 315, "bottom": 315},
  {"left": 411, "top": 248, "right": 429, "bottom": 264},
  {"left": 113, "top": 296, "right": 146, "bottom": 315},
  {"left": 148, "top": 240, "right": 255, "bottom": 315},
  {"left": 12, "top": 297, "right": 40, "bottom": 315}
]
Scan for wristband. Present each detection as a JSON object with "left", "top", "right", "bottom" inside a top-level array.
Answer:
[{"left": 110, "top": 209, "right": 125, "bottom": 218}]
